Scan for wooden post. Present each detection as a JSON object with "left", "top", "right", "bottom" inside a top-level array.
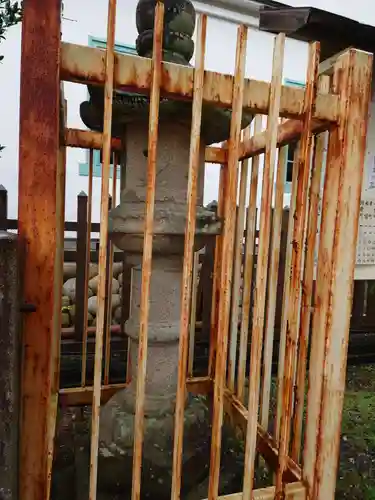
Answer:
[
  {"left": 81, "top": 150, "right": 94, "bottom": 387},
  {"left": 18, "top": 1, "right": 62, "bottom": 499},
  {"left": 103, "top": 194, "right": 113, "bottom": 383},
  {"left": 75, "top": 191, "right": 88, "bottom": 341},
  {"left": 0, "top": 185, "right": 8, "bottom": 230},
  {"left": 104, "top": 158, "right": 118, "bottom": 384},
  {"left": 313, "top": 49, "right": 372, "bottom": 500}
]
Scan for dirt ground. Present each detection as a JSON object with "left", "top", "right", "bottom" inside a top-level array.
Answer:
[{"left": 52, "top": 364, "right": 375, "bottom": 499}]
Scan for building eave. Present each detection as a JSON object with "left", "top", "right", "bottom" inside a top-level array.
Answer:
[{"left": 259, "top": 6, "right": 375, "bottom": 61}]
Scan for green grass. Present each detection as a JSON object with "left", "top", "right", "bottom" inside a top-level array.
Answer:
[{"left": 336, "top": 365, "right": 375, "bottom": 499}]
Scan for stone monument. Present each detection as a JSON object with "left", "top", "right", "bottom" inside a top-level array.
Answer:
[{"left": 80, "top": 0, "right": 253, "bottom": 497}]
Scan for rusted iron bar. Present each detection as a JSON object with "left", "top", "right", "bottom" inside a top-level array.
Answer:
[
  {"left": 223, "top": 390, "right": 301, "bottom": 483},
  {"left": 131, "top": 4, "right": 164, "bottom": 499},
  {"left": 227, "top": 126, "right": 250, "bottom": 392},
  {"left": 104, "top": 154, "right": 118, "bottom": 384},
  {"left": 59, "top": 376, "right": 210, "bottom": 407},
  {"left": 60, "top": 42, "right": 338, "bottom": 123},
  {"left": 303, "top": 125, "right": 341, "bottom": 498},
  {"left": 47, "top": 91, "right": 67, "bottom": 500},
  {"left": 208, "top": 162, "right": 227, "bottom": 378},
  {"left": 276, "top": 42, "right": 320, "bottom": 496},
  {"left": 171, "top": 14, "right": 207, "bottom": 499},
  {"left": 236, "top": 115, "right": 262, "bottom": 402},
  {"left": 54, "top": 92, "right": 67, "bottom": 393},
  {"left": 313, "top": 49, "right": 372, "bottom": 500},
  {"left": 65, "top": 128, "right": 122, "bottom": 150},
  {"left": 18, "top": 1, "right": 62, "bottom": 498},
  {"left": 290, "top": 75, "right": 330, "bottom": 463},
  {"left": 64, "top": 127, "right": 226, "bottom": 164},
  {"left": 238, "top": 115, "right": 330, "bottom": 161},
  {"left": 89, "top": 1, "right": 117, "bottom": 498},
  {"left": 208, "top": 25, "right": 248, "bottom": 500},
  {"left": 202, "top": 482, "right": 306, "bottom": 500},
  {"left": 188, "top": 251, "right": 201, "bottom": 377},
  {"left": 260, "top": 137, "right": 288, "bottom": 430},
  {"left": 81, "top": 149, "right": 94, "bottom": 386},
  {"left": 275, "top": 144, "right": 299, "bottom": 443},
  {"left": 242, "top": 33, "right": 285, "bottom": 499}
]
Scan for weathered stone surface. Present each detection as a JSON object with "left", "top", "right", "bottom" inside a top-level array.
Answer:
[
  {"left": 62, "top": 277, "right": 76, "bottom": 301},
  {"left": 61, "top": 295, "right": 70, "bottom": 307},
  {"left": 61, "top": 312, "right": 70, "bottom": 327},
  {"left": 88, "top": 296, "right": 98, "bottom": 316},
  {"left": 62, "top": 278, "right": 94, "bottom": 302},
  {"left": 112, "top": 262, "right": 123, "bottom": 278},
  {"left": 111, "top": 294, "right": 121, "bottom": 311},
  {"left": 89, "top": 275, "right": 119, "bottom": 295},
  {"left": 63, "top": 262, "right": 76, "bottom": 280},
  {"left": 63, "top": 262, "right": 98, "bottom": 281},
  {"left": 99, "top": 395, "right": 211, "bottom": 498},
  {"left": 0, "top": 232, "right": 20, "bottom": 500},
  {"left": 114, "top": 305, "right": 122, "bottom": 322}
]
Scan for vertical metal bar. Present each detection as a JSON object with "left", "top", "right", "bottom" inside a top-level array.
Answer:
[
  {"left": 131, "top": 3, "right": 164, "bottom": 499},
  {"left": 104, "top": 154, "right": 118, "bottom": 384},
  {"left": 302, "top": 125, "right": 340, "bottom": 494},
  {"left": 47, "top": 93, "right": 67, "bottom": 500},
  {"left": 18, "top": 1, "right": 61, "bottom": 499},
  {"left": 275, "top": 143, "right": 299, "bottom": 443},
  {"left": 259, "top": 138, "right": 288, "bottom": 430},
  {"left": 208, "top": 162, "right": 226, "bottom": 379},
  {"left": 227, "top": 126, "right": 251, "bottom": 392},
  {"left": 290, "top": 75, "right": 330, "bottom": 463},
  {"left": 89, "top": 0, "right": 117, "bottom": 498},
  {"left": 171, "top": 13, "right": 207, "bottom": 499},
  {"left": 314, "top": 49, "right": 372, "bottom": 500},
  {"left": 242, "top": 33, "right": 285, "bottom": 498},
  {"left": 81, "top": 149, "right": 94, "bottom": 387},
  {"left": 275, "top": 42, "right": 320, "bottom": 496},
  {"left": 188, "top": 250, "right": 201, "bottom": 377},
  {"left": 208, "top": 25, "right": 247, "bottom": 500},
  {"left": 236, "top": 115, "right": 262, "bottom": 402}
]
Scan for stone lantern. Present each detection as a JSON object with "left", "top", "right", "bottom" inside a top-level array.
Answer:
[{"left": 79, "top": 0, "right": 253, "bottom": 496}]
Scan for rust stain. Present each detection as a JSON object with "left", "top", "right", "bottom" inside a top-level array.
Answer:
[{"left": 18, "top": 1, "right": 61, "bottom": 500}]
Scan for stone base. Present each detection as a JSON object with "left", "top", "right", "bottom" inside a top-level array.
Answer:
[{"left": 98, "top": 394, "right": 211, "bottom": 498}]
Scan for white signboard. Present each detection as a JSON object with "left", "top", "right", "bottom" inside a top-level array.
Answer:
[{"left": 356, "top": 197, "right": 375, "bottom": 265}]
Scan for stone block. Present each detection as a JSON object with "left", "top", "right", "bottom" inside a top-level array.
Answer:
[{"left": 0, "top": 232, "right": 20, "bottom": 500}]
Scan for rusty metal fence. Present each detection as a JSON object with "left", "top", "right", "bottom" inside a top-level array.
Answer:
[{"left": 16, "top": 1, "right": 373, "bottom": 499}]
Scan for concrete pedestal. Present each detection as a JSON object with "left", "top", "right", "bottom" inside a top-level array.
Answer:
[{"left": 0, "top": 232, "right": 20, "bottom": 500}]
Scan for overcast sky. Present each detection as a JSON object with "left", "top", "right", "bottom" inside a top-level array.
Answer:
[{"left": 1, "top": 0, "right": 374, "bottom": 223}]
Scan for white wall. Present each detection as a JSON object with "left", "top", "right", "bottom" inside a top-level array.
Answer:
[{"left": 1, "top": 0, "right": 375, "bottom": 224}]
